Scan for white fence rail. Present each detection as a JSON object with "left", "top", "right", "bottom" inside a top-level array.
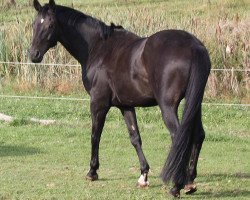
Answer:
[
  {"left": 1, "top": 61, "right": 249, "bottom": 107},
  {"left": 0, "top": 94, "right": 249, "bottom": 107},
  {"left": 1, "top": 61, "right": 250, "bottom": 72}
]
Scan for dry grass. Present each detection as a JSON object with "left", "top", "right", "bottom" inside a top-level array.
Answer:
[{"left": 0, "top": 0, "right": 249, "bottom": 101}]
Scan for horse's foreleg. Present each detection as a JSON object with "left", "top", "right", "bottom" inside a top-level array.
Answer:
[
  {"left": 86, "top": 103, "right": 110, "bottom": 181},
  {"left": 120, "top": 107, "right": 150, "bottom": 187}
]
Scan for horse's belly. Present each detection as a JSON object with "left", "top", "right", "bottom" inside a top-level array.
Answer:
[
  {"left": 111, "top": 93, "right": 157, "bottom": 107},
  {"left": 110, "top": 79, "right": 156, "bottom": 107}
]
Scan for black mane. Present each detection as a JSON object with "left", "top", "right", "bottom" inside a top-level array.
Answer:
[{"left": 54, "top": 5, "right": 123, "bottom": 40}]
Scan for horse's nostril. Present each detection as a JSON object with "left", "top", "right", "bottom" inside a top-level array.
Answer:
[{"left": 35, "top": 50, "right": 40, "bottom": 58}]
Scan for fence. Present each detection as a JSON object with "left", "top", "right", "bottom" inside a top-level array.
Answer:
[
  {"left": 0, "top": 94, "right": 249, "bottom": 107},
  {"left": 1, "top": 61, "right": 250, "bottom": 72},
  {"left": 0, "top": 61, "right": 249, "bottom": 107}
]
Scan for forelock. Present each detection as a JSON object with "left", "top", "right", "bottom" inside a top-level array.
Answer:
[{"left": 39, "top": 4, "right": 52, "bottom": 18}]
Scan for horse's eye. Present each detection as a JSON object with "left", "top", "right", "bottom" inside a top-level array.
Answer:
[{"left": 49, "top": 24, "right": 53, "bottom": 29}]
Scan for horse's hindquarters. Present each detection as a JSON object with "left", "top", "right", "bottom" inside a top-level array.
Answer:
[{"left": 142, "top": 30, "right": 195, "bottom": 103}]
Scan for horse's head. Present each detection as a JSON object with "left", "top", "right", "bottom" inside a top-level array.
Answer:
[{"left": 30, "top": 0, "right": 58, "bottom": 63}]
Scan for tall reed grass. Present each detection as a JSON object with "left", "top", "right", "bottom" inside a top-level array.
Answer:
[{"left": 0, "top": 0, "right": 249, "bottom": 101}]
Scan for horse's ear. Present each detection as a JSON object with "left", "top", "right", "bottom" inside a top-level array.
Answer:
[
  {"left": 34, "top": 0, "right": 42, "bottom": 12},
  {"left": 49, "top": 0, "right": 56, "bottom": 11}
]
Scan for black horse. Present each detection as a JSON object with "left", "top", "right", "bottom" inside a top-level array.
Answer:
[{"left": 30, "top": 0, "right": 211, "bottom": 197}]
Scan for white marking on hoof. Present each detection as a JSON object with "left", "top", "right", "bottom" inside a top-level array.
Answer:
[
  {"left": 41, "top": 18, "right": 44, "bottom": 24},
  {"left": 131, "top": 125, "right": 135, "bottom": 131},
  {"left": 184, "top": 183, "right": 197, "bottom": 194},
  {"left": 137, "top": 174, "right": 149, "bottom": 187}
]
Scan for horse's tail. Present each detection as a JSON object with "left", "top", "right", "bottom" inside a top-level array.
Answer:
[{"left": 161, "top": 46, "right": 211, "bottom": 186}]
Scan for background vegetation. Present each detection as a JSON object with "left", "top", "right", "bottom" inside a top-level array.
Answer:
[{"left": 0, "top": 0, "right": 249, "bottom": 102}]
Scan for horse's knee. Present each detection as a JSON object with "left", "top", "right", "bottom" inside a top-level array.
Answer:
[{"left": 130, "top": 135, "right": 142, "bottom": 147}]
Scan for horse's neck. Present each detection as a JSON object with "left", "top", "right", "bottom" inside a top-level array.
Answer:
[
  {"left": 57, "top": 17, "right": 104, "bottom": 92},
  {"left": 57, "top": 20, "right": 100, "bottom": 67}
]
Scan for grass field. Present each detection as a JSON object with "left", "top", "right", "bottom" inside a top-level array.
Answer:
[{"left": 0, "top": 92, "right": 249, "bottom": 199}]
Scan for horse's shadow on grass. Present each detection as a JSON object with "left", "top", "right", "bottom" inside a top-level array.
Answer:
[
  {"left": 191, "top": 173, "right": 250, "bottom": 199},
  {"left": 192, "top": 190, "right": 250, "bottom": 199},
  {"left": 0, "top": 145, "right": 42, "bottom": 157},
  {"left": 98, "top": 173, "right": 250, "bottom": 198},
  {"left": 199, "top": 172, "right": 250, "bottom": 181}
]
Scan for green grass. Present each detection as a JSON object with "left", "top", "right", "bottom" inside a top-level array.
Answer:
[{"left": 0, "top": 93, "right": 249, "bottom": 199}]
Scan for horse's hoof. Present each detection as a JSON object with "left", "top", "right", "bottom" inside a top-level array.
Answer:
[
  {"left": 86, "top": 173, "right": 98, "bottom": 181},
  {"left": 137, "top": 181, "right": 149, "bottom": 188},
  {"left": 169, "top": 187, "right": 180, "bottom": 198},
  {"left": 184, "top": 183, "right": 197, "bottom": 195},
  {"left": 137, "top": 174, "right": 149, "bottom": 188}
]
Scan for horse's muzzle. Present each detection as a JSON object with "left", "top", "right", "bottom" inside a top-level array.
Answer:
[{"left": 29, "top": 49, "right": 43, "bottom": 63}]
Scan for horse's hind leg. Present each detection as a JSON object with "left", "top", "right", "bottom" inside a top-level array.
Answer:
[
  {"left": 159, "top": 101, "right": 182, "bottom": 197},
  {"left": 160, "top": 103, "right": 180, "bottom": 141},
  {"left": 120, "top": 107, "right": 150, "bottom": 187},
  {"left": 157, "top": 76, "right": 185, "bottom": 197},
  {"left": 184, "top": 107, "right": 205, "bottom": 195}
]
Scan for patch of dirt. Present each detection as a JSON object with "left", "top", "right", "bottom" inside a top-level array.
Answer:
[
  {"left": 0, "top": 113, "right": 13, "bottom": 122},
  {"left": 0, "top": 113, "right": 55, "bottom": 125}
]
